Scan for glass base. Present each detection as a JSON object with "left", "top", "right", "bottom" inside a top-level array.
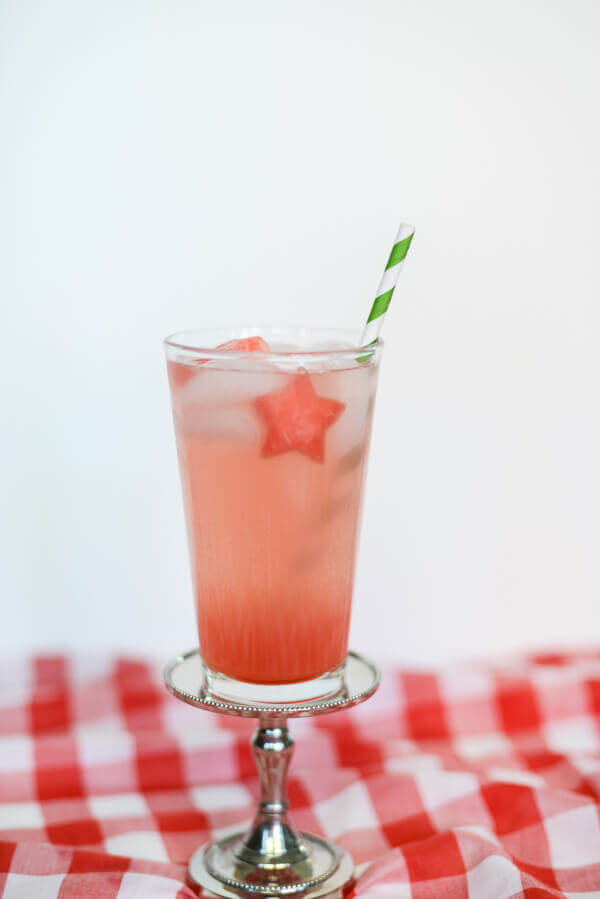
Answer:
[{"left": 203, "top": 663, "right": 346, "bottom": 706}]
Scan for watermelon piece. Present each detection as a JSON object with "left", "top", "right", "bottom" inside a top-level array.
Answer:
[
  {"left": 168, "top": 335, "right": 269, "bottom": 389},
  {"left": 167, "top": 359, "right": 197, "bottom": 389},
  {"left": 254, "top": 372, "right": 345, "bottom": 463},
  {"left": 216, "top": 336, "right": 270, "bottom": 353}
]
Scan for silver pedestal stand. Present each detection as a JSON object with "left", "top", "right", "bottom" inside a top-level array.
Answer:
[{"left": 164, "top": 650, "right": 380, "bottom": 898}]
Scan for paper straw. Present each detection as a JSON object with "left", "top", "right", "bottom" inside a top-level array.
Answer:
[{"left": 360, "top": 222, "right": 415, "bottom": 348}]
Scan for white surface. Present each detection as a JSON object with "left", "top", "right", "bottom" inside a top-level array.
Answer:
[
  {"left": 104, "top": 831, "right": 170, "bottom": 863},
  {"left": 0, "top": 801, "right": 44, "bottom": 830},
  {"left": 190, "top": 783, "right": 252, "bottom": 812},
  {"left": 466, "top": 855, "right": 523, "bottom": 899},
  {"left": 544, "top": 806, "right": 600, "bottom": 868},
  {"left": 3, "top": 874, "right": 66, "bottom": 899},
  {"left": 314, "top": 781, "right": 381, "bottom": 840},
  {"left": 1, "top": 0, "right": 600, "bottom": 666},
  {"left": 88, "top": 792, "right": 149, "bottom": 820}
]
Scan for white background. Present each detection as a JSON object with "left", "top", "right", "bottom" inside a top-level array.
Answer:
[{"left": 2, "top": 0, "right": 599, "bottom": 666}]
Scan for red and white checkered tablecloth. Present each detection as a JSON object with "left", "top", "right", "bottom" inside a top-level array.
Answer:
[{"left": 2, "top": 651, "right": 600, "bottom": 897}]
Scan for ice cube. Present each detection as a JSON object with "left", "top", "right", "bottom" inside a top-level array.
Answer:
[
  {"left": 174, "top": 359, "right": 286, "bottom": 443},
  {"left": 179, "top": 359, "right": 283, "bottom": 406},
  {"left": 325, "top": 366, "right": 378, "bottom": 454}
]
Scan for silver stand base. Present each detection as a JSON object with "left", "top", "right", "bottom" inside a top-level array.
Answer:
[
  {"left": 164, "top": 650, "right": 380, "bottom": 898},
  {"left": 189, "top": 832, "right": 354, "bottom": 897}
]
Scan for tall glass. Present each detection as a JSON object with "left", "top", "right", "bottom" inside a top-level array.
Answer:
[{"left": 165, "top": 327, "right": 381, "bottom": 702}]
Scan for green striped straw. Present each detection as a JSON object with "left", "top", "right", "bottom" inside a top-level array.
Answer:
[{"left": 360, "top": 222, "right": 415, "bottom": 350}]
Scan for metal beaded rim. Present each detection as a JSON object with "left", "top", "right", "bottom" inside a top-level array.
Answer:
[{"left": 164, "top": 650, "right": 380, "bottom": 718}]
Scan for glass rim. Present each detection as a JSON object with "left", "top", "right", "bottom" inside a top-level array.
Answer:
[{"left": 164, "top": 325, "right": 382, "bottom": 363}]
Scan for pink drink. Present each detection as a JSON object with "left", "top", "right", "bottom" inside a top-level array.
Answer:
[{"left": 165, "top": 329, "right": 380, "bottom": 687}]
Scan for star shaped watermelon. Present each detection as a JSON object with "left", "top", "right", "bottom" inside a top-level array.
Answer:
[{"left": 254, "top": 372, "right": 345, "bottom": 463}]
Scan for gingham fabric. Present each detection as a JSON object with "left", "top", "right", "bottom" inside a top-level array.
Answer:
[{"left": 2, "top": 653, "right": 600, "bottom": 897}]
